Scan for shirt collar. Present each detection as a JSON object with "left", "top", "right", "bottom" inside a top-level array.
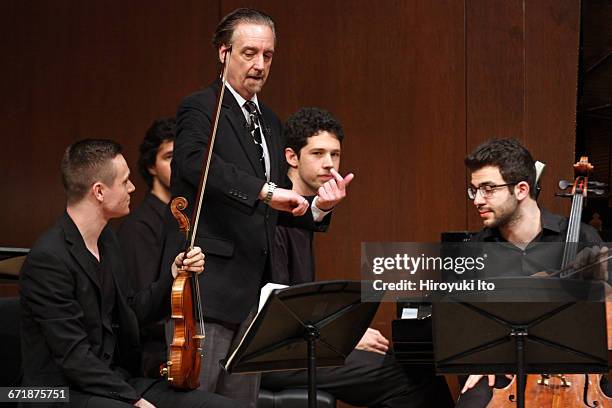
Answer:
[
  {"left": 478, "top": 207, "right": 563, "bottom": 241},
  {"left": 144, "top": 192, "right": 167, "bottom": 217},
  {"left": 225, "top": 82, "right": 260, "bottom": 112},
  {"left": 539, "top": 208, "right": 564, "bottom": 234}
]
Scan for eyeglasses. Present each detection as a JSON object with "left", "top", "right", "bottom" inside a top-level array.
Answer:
[{"left": 467, "top": 183, "right": 517, "bottom": 200}]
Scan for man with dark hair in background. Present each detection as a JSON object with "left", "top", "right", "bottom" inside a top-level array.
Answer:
[
  {"left": 170, "top": 8, "right": 352, "bottom": 406},
  {"left": 262, "top": 107, "right": 452, "bottom": 408},
  {"left": 457, "top": 138, "right": 609, "bottom": 407},
  {"left": 118, "top": 117, "right": 175, "bottom": 377},
  {"left": 19, "top": 139, "right": 242, "bottom": 408}
]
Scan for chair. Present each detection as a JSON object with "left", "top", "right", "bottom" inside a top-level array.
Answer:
[{"left": 257, "top": 388, "right": 336, "bottom": 408}]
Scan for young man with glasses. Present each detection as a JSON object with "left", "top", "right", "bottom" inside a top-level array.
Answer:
[{"left": 456, "top": 138, "right": 609, "bottom": 407}]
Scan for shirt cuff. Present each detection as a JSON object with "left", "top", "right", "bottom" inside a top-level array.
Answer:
[{"left": 311, "top": 196, "right": 332, "bottom": 222}]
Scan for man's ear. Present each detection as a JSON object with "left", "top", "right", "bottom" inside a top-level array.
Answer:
[
  {"left": 285, "top": 148, "right": 299, "bottom": 168},
  {"left": 515, "top": 181, "right": 531, "bottom": 201},
  {"left": 92, "top": 182, "right": 105, "bottom": 203},
  {"left": 219, "top": 44, "right": 231, "bottom": 64},
  {"left": 148, "top": 164, "right": 158, "bottom": 177}
]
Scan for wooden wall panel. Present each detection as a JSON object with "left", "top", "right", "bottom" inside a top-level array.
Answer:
[
  {"left": 465, "top": 0, "right": 526, "bottom": 230},
  {"left": 1, "top": 0, "right": 220, "bottom": 246},
  {"left": 1, "top": 5, "right": 582, "bottom": 404},
  {"left": 524, "top": 0, "right": 579, "bottom": 215},
  {"left": 220, "top": 1, "right": 467, "bottom": 342},
  {"left": 465, "top": 0, "right": 579, "bottom": 232}
]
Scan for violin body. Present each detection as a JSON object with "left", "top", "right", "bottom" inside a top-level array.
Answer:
[
  {"left": 163, "top": 269, "right": 203, "bottom": 389},
  {"left": 161, "top": 50, "right": 232, "bottom": 388},
  {"left": 160, "top": 197, "right": 205, "bottom": 389}
]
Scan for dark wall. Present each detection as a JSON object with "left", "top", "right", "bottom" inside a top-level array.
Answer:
[{"left": 2, "top": 1, "right": 580, "bottom": 335}]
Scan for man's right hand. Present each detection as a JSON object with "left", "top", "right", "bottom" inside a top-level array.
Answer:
[
  {"left": 355, "top": 327, "right": 389, "bottom": 355},
  {"left": 134, "top": 398, "right": 156, "bottom": 408},
  {"left": 461, "top": 374, "right": 496, "bottom": 393},
  {"left": 461, "top": 374, "right": 514, "bottom": 393},
  {"left": 260, "top": 185, "right": 309, "bottom": 216}
]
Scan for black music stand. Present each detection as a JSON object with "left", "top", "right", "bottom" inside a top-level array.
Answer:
[
  {"left": 432, "top": 277, "right": 608, "bottom": 408},
  {"left": 222, "top": 280, "right": 381, "bottom": 408}
]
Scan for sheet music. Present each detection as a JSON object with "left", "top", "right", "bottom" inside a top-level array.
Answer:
[
  {"left": 258, "top": 282, "right": 288, "bottom": 311},
  {"left": 224, "top": 282, "right": 288, "bottom": 370}
]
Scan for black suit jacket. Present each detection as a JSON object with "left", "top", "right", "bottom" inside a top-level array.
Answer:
[
  {"left": 19, "top": 213, "right": 173, "bottom": 405},
  {"left": 117, "top": 192, "right": 168, "bottom": 377},
  {"left": 170, "top": 80, "right": 328, "bottom": 323}
]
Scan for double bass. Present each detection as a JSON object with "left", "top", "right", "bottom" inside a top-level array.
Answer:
[
  {"left": 488, "top": 157, "right": 611, "bottom": 407},
  {"left": 160, "top": 48, "right": 233, "bottom": 389}
]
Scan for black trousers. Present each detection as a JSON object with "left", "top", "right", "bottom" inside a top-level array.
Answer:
[
  {"left": 73, "top": 379, "right": 246, "bottom": 408},
  {"left": 261, "top": 349, "right": 453, "bottom": 408}
]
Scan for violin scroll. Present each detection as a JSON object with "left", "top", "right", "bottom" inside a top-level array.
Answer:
[{"left": 171, "top": 197, "right": 190, "bottom": 240}]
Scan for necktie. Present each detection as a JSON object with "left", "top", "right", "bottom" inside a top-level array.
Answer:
[{"left": 244, "top": 101, "right": 266, "bottom": 176}]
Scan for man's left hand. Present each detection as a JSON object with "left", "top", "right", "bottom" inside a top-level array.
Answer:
[
  {"left": 355, "top": 327, "right": 389, "bottom": 355},
  {"left": 574, "top": 245, "right": 608, "bottom": 281},
  {"left": 316, "top": 168, "right": 354, "bottom": 211}
]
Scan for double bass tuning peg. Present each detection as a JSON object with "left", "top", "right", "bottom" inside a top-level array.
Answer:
[{"left": 558, "top": 180, "right": 607, "bottom": 194}]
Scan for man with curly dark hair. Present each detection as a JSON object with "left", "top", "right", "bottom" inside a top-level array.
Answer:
[
  {"left": 262, "top": 107, "right": 453, "bottom": 408},
  {"left": 457, "top": 138, "right": 609, "bottom": 407}
]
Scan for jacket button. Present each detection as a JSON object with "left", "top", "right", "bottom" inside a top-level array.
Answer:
[{"left": 261, "top": 248, "right": 268, "bottom": 256}]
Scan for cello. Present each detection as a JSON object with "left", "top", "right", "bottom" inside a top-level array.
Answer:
[
  {"left": 487, "top": 156, "right": 611, "bottom": 407},
  {"left": 160, "top": 48, "right": 233, "bottom": 389}
]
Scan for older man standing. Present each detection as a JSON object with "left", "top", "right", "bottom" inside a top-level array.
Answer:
[{"left": 170, "top": 8, "right": 351, "bottom": 406}]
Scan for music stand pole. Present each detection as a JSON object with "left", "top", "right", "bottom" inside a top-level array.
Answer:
[
  {"left": 513, "top": 328, "right": 527, "bottom": 408},
  {"left": 222, "top": 281, "right": 382, "bottom": 408},
  {"left": 306, "top": 324, "right": 319, "bottom": 408}
]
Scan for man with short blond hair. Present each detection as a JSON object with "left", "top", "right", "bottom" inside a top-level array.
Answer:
[{"left": 20, "top": 139, "right": 242, "bottom": 408}]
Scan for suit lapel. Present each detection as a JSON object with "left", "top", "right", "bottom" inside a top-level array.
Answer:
[
  {"left": 60, "top": 213, "right": 102, "bottom": 298},
  {"left": 104, "top": 233, "right": 139, "bottom": 344},
  {"left": 219, "top": 82, "right": 267, "bottom": 179}
]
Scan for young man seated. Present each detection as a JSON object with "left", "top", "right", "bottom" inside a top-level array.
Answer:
[
  {"left": 19, "top": 139, "right": 244, "bottom": 408},
  {"left": 261, "top": 107, "right": 453, "bottom": 408},
  {"left": 457, "top": 138, "right": 609, "bottom": 407}
]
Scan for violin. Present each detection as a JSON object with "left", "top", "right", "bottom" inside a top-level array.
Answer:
[
  {"left": 487, "top": 156, "right": 611, "bottom": 407},
  {"left": 160, "top": 48, "right": 233, "bottom": 389}
]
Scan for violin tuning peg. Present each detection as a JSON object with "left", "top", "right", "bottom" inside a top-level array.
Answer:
[
  {"left": 555, "top": 193, "right": 572, "bottom": 198},
  {"left": 588, "top": 181, "right": 607, "bottom": 188},
  {"left": 589, "top": 189, "right": 605, "bottom": 195},
  {"left": 558, "top": 180, "right": 572, "bottom": 190}
]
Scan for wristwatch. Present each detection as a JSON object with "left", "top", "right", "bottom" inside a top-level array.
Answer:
[{"left": 263, "top": 182, "right": 276, "bottom": 204}]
